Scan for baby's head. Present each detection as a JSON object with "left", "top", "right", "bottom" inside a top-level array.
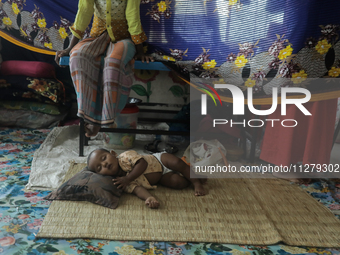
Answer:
[{"left": 87, "top": 148, "right": 120, "bottom": 176}]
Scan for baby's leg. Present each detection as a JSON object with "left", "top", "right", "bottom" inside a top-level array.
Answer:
[
  {"left": 133, "top": 186, "right": 159, "bottom": 209},
  {"left": 145, "top": 196, "right": 160, "bottom": 208},
  {"left": 159, "top": 172, "right": 190, "bottom": 189},
  {"left": 160, "top": 153, "right": 206, "bottom": 196}
]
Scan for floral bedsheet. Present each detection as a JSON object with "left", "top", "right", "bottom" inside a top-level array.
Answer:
[{"left": 0, "top": 128, "right": 340, "bottom": 255}]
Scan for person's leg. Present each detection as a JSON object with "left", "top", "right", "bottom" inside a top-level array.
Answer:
[
  {"left": 160, "top": 153, "right": 206, "bottom": 196},
  {"left": 84, "top": 124, "right": 101, "bottom": 138},
  {"left": 69, "top": 34, "right": 110, "bottom": 137},
  {"left": 133, "top": 186, "right": 159, "bottom": 209},
  {"left": 102, "top": 39, "right": 136, "bottom": 124},
  {"left": 159, "top": 172, "right": 190, "bottom": 189}
]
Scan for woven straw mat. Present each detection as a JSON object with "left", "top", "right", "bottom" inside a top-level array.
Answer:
[{"left": 37, "top": 162, "right": 340, "bottom": 247}]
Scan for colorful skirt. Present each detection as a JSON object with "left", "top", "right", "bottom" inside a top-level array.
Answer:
[{"left": 69, "top": 32, "right": 136, "bottom": 126}]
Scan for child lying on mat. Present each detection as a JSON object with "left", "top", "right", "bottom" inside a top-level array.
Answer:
[{"left": 87, "top": 149, "right": 207, "bottom": 209}]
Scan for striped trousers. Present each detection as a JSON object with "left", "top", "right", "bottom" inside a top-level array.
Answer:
[{"left": 70, "top": 32, "right": 136, "bottom": 126}]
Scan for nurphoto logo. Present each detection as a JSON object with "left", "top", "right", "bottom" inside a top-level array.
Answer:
[{"left": 200, "top": 84, "right": 312, "bottom": 128}]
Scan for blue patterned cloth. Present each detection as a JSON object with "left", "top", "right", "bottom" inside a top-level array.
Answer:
[
  {"left": 1, "top": 0, "right": 340, "bottom": 99},
  {"left": 0, "top": 0, "right": 339, "bottom": 64}
]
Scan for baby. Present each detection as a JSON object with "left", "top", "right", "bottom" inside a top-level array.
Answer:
[{"left": 87, "top": 148, "right": 207, "bottom": 209}]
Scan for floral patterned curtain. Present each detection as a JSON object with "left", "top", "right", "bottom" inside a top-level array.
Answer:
[{"left": 0, "top": 0, "right": 339, "bottom": 97}]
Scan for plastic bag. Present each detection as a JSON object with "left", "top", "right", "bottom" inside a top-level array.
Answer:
[{"left": 183, "top": 139, "right": 227, "bottom": 167}]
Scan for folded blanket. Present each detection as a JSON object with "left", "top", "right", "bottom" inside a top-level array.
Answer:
[{"left": 0, "top": 76, "right": 65, "bottom": 104}]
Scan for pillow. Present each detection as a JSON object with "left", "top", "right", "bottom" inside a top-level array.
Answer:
[
  {"left": 44, "top": 167, "right": 122, "bottom": 209},
  {"left": 1, "top": 61, "right": 55, "bottom": 78}
]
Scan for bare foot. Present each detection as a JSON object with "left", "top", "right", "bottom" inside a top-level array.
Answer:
[
  {"left": 193, "top": 180, "right": 206, "bottom": 196},
  {"left": 145, "top": 196, "right": 160, "bottom": 209},
  {"left": 84, "top": 123, "right": 101, "bottom": 137}
]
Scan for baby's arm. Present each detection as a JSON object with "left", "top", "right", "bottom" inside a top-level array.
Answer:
[
  {"left": 113, "top": 158, "right": 147, "bottom": 190},
  {"left": 133, "top": 186, "right": 159, "bottom": 209}
]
